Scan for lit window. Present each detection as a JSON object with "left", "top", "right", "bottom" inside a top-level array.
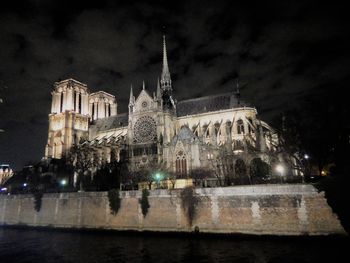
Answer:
[{"left": 237, "top": 119, "right": 244, "bottom": 134}]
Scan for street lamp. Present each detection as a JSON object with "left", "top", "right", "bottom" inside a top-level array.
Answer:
[
  {"left": 275, "top": 164, "right": 285, "bottom": 183},
  {"left": 302, "top": 154, "right": 310, "bottom": 183},
  {"left": 60, "top": 179, "right": 67, "bottom": 187},
  {"left": 154, "top": 173, "right": 162, "bottom": 189}
]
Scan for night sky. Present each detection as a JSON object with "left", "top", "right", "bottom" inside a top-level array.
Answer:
[{"left": 0, "top": 0, "right": 349, "bottom": 170}]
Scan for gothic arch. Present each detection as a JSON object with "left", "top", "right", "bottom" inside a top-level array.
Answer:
[
  {"left": 175, "top": 150, "right": 187, "bottom": 178},
  {"left": 237, "top": 119, "right": 245, "bottom": 134}
]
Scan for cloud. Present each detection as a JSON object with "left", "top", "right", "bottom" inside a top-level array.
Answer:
[{"left": 0, "top": 0, "right": 349, "bottom": 169}]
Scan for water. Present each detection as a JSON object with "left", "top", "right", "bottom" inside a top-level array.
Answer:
[{"left": 0, "top": 228, "right": 348, "bottom": 263}]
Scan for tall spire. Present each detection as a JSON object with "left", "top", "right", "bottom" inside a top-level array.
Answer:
[
  {"left": 235, "top": 79, "right": 241, "bottom": 105},
  {"left": 161, "top": 35, "right": 171, "bottom": 90},
  {"left": 142, "top": 80, "right": 145, "bottom": 90}
]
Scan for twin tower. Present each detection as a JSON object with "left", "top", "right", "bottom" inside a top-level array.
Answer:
[{"left": 45, "top": 78, "right": 118, "bottom": 159}]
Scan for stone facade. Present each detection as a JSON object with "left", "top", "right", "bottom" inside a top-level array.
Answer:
[
  {"left": 44, "top": 37, "right": 298, "bottom": 179},
  {"left": 0, "top": 184, "right": 345, "bottom": 235},
  {"left": 0, "top": 164, "right": 13, "bottom": 185}
]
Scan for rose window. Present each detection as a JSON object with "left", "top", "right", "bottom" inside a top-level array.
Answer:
[{"left": 133, "top": 116, "right": 157, "bottom": 143}]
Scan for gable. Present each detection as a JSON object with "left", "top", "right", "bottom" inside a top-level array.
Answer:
[{"left": 134, "top": 89, "right": 154, "bottom": 113}]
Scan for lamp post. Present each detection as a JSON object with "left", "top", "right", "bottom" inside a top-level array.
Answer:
[
  {"left": 60, "top": 179, "right": 67, "bottom": 191},
  {"left": 303, "top": 154, "right": 310, "bottom": 183},
  {"left": 275, "top": 164, "right": 284, "bottom": 184},
  {"left": 154, "top": 173, "right": 161, "bottom": 189}
]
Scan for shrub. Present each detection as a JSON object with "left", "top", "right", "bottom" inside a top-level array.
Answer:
[
  {"left": 33, "top": 191, "right": 43, "bottom": 212},
  {"left": 180, "top": 186, "right": 199, "bottom": 226},
  {"left": 139, "top": 189, "right": 150, "bottom": 217},
  {"left": 108, "top": 188, "right": 121, "bottom": 215}
]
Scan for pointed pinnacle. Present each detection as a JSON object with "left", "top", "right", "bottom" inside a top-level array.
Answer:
[
  {"left": 129, "top": 84, "right": 134, "bottom": 104},
  {"left": 142, "top": 80, "right": 145, "bottom": 90},
  {"left": 161, "top": 35, "right": 171, "bottom": 82},
  {"left": 157, "top": 77, "right": 161, "bottom": 98}
]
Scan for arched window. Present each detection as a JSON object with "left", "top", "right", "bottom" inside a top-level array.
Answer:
[
  {"left": 233, "top": 140, "right": 244, "bottom": 151},
  {"left": 73, "top": 91, "right": 76, "bottom": 111},
  {"left": 92, "top": 104, "right": 95, "bottom": 120},
  {"left": 79, "top": 93, "right": 82, "bottom": 113},
  {"left": 237, "top": 119, "right": 245, "bottom": 134},
  {"left": 60, "top": 93, "right": 64, "bottom": 113},
  {"left": 175, "top": 150, "right": 187, "bottom": 177}
]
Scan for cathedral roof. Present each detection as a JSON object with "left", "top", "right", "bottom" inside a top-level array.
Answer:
[
  {"left": 91, "top": 113, "right": 128, "bottom": 131},
  {"left": 176, "top": 92, "right": 249, "bottom": 117},
  {"left": 90, "top": 93, "right": 250, "bottom": 131}
]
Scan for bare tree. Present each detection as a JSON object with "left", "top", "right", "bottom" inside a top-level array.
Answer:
[{"left": 207, "top": 146, "right": 235, "bottom": 186}]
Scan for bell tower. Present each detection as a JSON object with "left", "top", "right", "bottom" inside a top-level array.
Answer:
[{"left": 45, "top": 79, "right": 90, "bottom": 159}]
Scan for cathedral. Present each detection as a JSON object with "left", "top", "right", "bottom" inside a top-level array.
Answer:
[{"left": 44, "top": 37, "right": 295, "bottom": 183}]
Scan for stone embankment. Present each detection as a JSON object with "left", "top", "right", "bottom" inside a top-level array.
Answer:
[{"left": 0, "top": 184, "right": 346, "bottom": 235}]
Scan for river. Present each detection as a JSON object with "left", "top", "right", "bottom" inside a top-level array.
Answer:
[{"left": 0, "top": 228, "right": 348, "bottom": 263}]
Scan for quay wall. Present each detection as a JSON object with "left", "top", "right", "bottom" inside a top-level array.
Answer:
[{"left": 0, "top": 184, "right": 346, "bottom": 235}]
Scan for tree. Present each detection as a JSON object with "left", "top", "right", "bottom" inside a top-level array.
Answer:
[
  {"left": 205, "top": 145, "right": 237, "bottom": 186},
  {"left": 167, "top": 171, "right": 177, "bottom": 189},
  {"left": 134, "top": 160, "right": 167, "bottom": 189},
  {"left": 66, "top": 139, "right": 98, "bottom": 191},
  {"left": 249, "top": 158, "right": 271, "bottom": 184},
  {"left": 272, "top": 87, "right": 350, "bottom": 178},
  {"left": 234, "top": 159, "right": 249, "bottom": 185}
]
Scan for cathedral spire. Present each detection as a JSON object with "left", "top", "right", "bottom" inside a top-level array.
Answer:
[
  {"left": 235, "top": 79, "right": 241, "bottom": 105},
  {"left": 161, "top": 35, "right": 172, "bottom": 90},
  {"left": 142, "top": 80, "right": 145, "bottom": 90}
]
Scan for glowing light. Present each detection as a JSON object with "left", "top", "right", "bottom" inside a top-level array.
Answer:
[
  {"left": 304, "top": 154, "right": 309, "bottom": 159},
  {"left": 321, "top": 170, "right": 326, "bottom": 176},
  {"left": 23, "top": 183, "right": 27, "bottom": 187},
  {"left": 1, "top": 187, "right": 7, "bottom": 191},
  {"left": 60, "top": 179, "right": 67, "bottom": 186},
  {"left": 275, "top": 164, "right": 284, "bottom": 175},
  {"left": 155, "top": 173, "right": 161, "bottom": 181}
]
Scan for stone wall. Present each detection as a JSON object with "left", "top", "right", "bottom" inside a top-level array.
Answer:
[{"left": 0, "top": 184, "right": 346, "bottom": 235}]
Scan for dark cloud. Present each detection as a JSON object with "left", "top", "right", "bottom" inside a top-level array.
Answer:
[{"left": 0, "top": 0, "right": 349, "bottom": 169}]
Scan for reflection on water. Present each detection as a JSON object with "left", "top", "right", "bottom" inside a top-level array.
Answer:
[{"left": 0, "top": 228, "right": 348, "bottom": 263}]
